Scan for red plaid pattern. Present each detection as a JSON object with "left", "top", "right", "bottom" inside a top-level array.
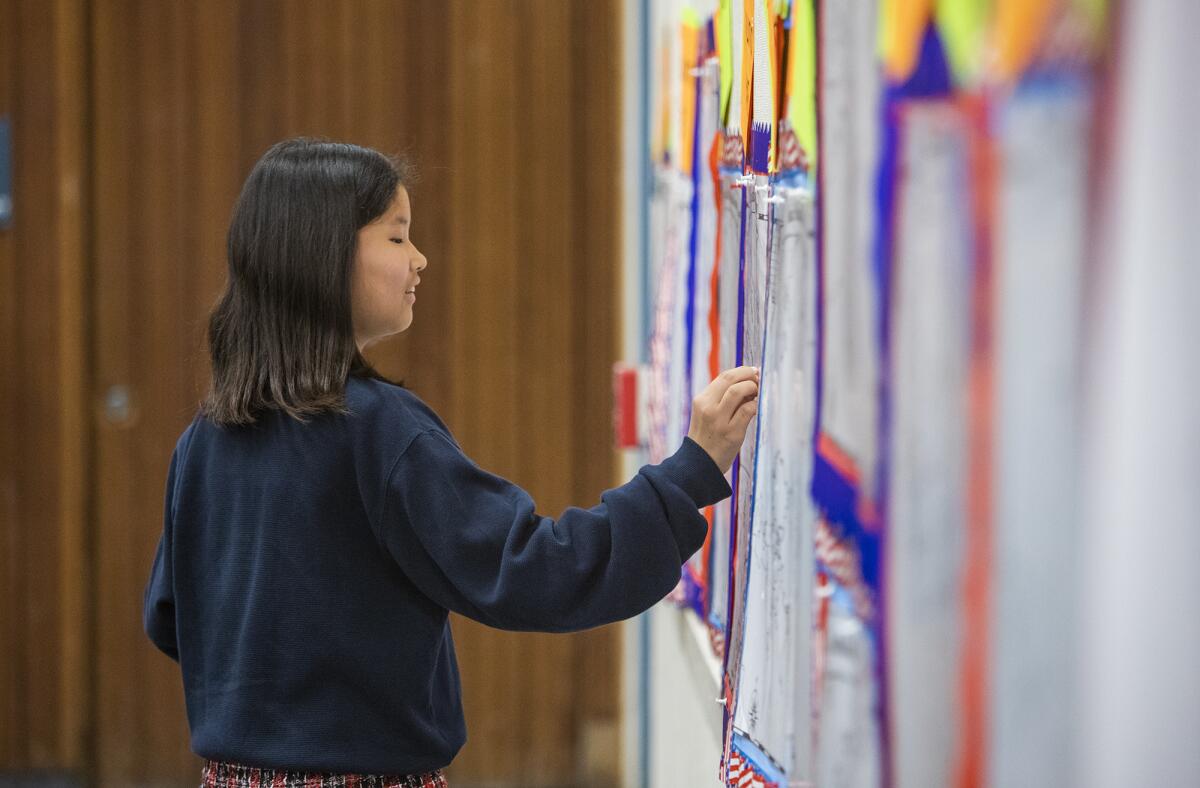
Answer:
[
  {"left": 775, "top": 122, "right": 810, "bottom": 175},
  {"left": 202, "top": 759, "right": 447, "bottom": 788},
  {"left": 708, "top": 622, "right": 725, "bottom": 659},
  {"left": 725, "top": 749, "right": 777, "bottom": 788},
  {"left": 720, "top": 132, "right": 745, "bottom": 169},
  {"left": 815, "top": 517, "right": 875, "bottom": 621}
]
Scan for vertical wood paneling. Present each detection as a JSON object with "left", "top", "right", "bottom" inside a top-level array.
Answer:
[
  {"left": 19, "top": 1, "right": 67, "bottom": 764},
  {"left": 0, "top": 0, "right": 90, "bottom": 773},
  {"left": 235, "top": 0, "right": 284, "bottom": 164},
  {"left": 49, "top": 0, "right": 90, "bottom": 768},
  {"left": 445, "top": 2, "right": 523, "bottom": 779},
  {"left": 140, "top": 5, "right": 195, "bottom": 772},
  {"left": 92, "top": 0, "right": 198, "bottom": 780},
  {"left": 0, "top": 0, "right": 18, "bottom": 764},
  {"left": 1, "top": 1, "right": 622, "bottom": 784},
  {"left": 382, "top": 2, "right": 455, "bottom": 411},
  {"left": 568, "top": 4, "right": 624, "bottom": 781},
  {"left": 515, "top": 1, "right": 577, "bottom": 780},
  {"left": 90, "top": 1, "right": 137, "bottom": 780},
  {"left": 189, "top": 0, "right": 240, "bottom": 399}
]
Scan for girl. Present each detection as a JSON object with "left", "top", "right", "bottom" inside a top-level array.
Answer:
[{"left": 143, "top": 139, "right": 759, "bottom": 786}]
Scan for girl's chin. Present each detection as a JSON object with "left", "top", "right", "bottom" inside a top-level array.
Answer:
[{"left": 357, "top": 322, "right": 413, "bottom": 351}]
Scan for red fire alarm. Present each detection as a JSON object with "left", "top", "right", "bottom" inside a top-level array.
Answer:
[{"left": 612, "top": 363, "right": 640, "bottom": 449}]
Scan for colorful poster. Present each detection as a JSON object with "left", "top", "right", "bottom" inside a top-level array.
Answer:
[
  {"left": 816, "top": 0, "right": 883, "bottom": 513},
  {"left": 708, "top": 135, "right": 747, "bottom": 643},
  {"left": 810, "top": 0, "right": 888, "bottom": 780},
  {"left": 990, "top": 76, "right": 1091, "bottom": 788},
  {"left": 682, "top": 47, "right": 724, "bottom": 616},
  {"left": 730, "top": 188, "right": 819, "bottom": 783},
  {"left": 886, "top": 100, "right": 976, "bottom": 788},
  {"left": 814, "top": 577, "right": 884, "bottom": 788},
  {"left": 641, "top": 4, "right": 1114, "bottom": 787},
  {"left": 722, "top": 171, "right": 771, "bottom": 709},
  {"left": 647, "top": 167, "right": 694, "bottom": 465}
]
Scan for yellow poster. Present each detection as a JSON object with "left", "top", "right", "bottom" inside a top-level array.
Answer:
[
  {"left": 994, "top": 0, "right": 1056, "bottom": 81},
  {"left": 788, "top": 0, "right": 817, "bottom": 172},
  {"left": 681, "top": 12, "right": 700, "bottom": 176},
  {"left": 881, "top": 0, "right": 935, "bottom": 82},
  {"left": 936, "top": 0, "right": 991, "bottom": 85}
]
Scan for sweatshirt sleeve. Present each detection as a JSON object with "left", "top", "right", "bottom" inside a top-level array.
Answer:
[
  {"left": 374, "top": 431, "right": 732, "bottom": 632},
  {"left": 143, "top": 437, "right": 184, "bottom": 662}
]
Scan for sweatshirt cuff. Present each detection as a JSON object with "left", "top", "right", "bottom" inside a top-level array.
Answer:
[{"left": 656, "top": 437, "right": 734, "bottom": 508}]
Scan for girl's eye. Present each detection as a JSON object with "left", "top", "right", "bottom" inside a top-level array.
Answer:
[{"left": 390, "top": 238, "right": 405, "bottom": 245}]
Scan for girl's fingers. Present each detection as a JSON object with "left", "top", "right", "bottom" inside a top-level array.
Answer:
[
  {"left": 732, "top": 398, "right": 758, "bottom": 431},
  {"left": 717, "top": 379, "right": 759, "bottom": 422},
  {"left": 703, "top": 366, "right": 759, "bottom": 408}
]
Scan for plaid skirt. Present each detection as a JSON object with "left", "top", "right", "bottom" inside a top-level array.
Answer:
[{"left": 202, "top": 759, "right": 447, "bottom": 788}]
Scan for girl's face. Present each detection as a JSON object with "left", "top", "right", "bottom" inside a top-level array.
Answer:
[{"left": 351, "top": 187, "right": 427, "bottom": 350}]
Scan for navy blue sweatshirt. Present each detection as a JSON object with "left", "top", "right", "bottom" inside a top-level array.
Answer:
[{"left": 143, "top": 375, "right": 730, "bottom": 775}]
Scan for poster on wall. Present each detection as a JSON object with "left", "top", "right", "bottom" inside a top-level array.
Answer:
[
  {"left": 886, "top": 99, "right": 976, "bottom": 788},
  {"left": 990, "top": 75, "right": 1092, "bottom": 788},
  {"left": 729, "top": 188, "right": 819, "bottom": 784},
  {"left": 708, "top": 131, "right": 745, "bottom": 645},
  {"left": 641, "top": 1, "right": 1112, "bottom": 785}
]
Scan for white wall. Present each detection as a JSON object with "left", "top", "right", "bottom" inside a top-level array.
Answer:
[
  {"left": 622, "top": 604, "right": 725, "bottom": 788},
  {"left": 649, "top": 605, "right": 725, "bottom": 786}
]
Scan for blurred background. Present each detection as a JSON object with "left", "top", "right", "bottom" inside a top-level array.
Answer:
[{"left": 1, "top": 1, "right": 625, "bottom": 787}]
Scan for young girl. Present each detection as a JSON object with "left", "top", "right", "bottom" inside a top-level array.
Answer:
[{"left": 143, "top": 139, "right": 759, "bottom": 786}]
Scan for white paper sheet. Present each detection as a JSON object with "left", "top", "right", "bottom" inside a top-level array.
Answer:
[
  {"left": 990, "top": 78, "right": 1091, "bottom": 788},
  {"left": 725, "top": 173, "right": 771, "bottom": 697},
  {"left": 815, "top": 590, "right": 884, "bottom": 788},
  {"left": 817, "top": 0, "right": 882, "bottom": 489},
  {"left": 709, "top": 165, "right": 746, "bottom": 635},
  {"left": 886, "top": 102, "right": 974, "bottom": 788},
  {"left": 732, "top": 188, "right": 819, "bottom": 780}
]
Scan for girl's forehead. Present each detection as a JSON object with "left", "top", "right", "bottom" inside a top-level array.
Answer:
[{"left": 378, "top": 188, "right": 411, "bottom": 225}]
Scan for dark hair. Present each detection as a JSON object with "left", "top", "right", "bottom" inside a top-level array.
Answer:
[{"left": 202, "top": 138, "right": 411, "bottom": 426}]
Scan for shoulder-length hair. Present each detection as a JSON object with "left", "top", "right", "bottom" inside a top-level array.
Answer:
[{"left": 202, "top": 138, "right": 410, "bottom": 426}]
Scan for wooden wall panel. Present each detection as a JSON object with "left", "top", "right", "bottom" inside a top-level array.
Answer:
[
  {"left": 1, "top": 0, "right": 18, "bottom": 762},
  {"left": 446, "top": 3, "right": 521, "bottom": 781},
  {"left": 0, "top": 0, "right": 90, "bottom": 773},
  {"left": 443, "top": 2, "right": 580, "bottom": 780},
  {"left": 83, "top": 2, "right": 623, "bottom": 786},
  {"left": 567, "top": 6, "right": 624, "bottom": 780},
  {"left": 91, "top": 1, "right": 201, "bottom": 779}
]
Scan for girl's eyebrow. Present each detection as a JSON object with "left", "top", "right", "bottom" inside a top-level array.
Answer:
[{"left": 391, "top": 216, "right": 410, "bottom": 225}]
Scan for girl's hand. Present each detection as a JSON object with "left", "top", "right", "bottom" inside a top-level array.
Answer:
[{"left": 686, "top": 366, "right": 760, "bottom": 474}]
